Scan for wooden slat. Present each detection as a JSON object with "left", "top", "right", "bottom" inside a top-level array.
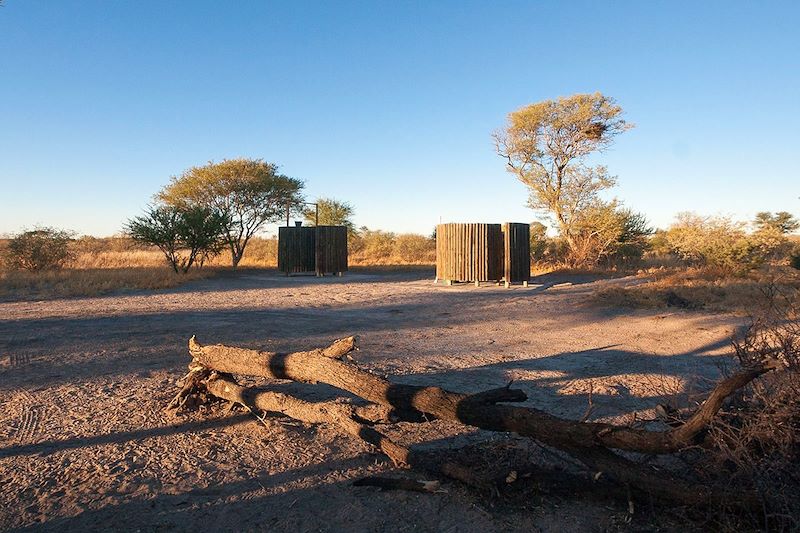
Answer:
[
  {"left": 435, "top": 223, "right": 503, "bottom": 283},
  {"left": 503, "top": 223, "right": 531, "bottom": 283},
  {"left": 279, "top": 225, "right": 348, "bottom": 275},
  {"left": 278, "top": 226, "right": 315, "bottom": 273},
  {"left": 315, "top": 226, "right": 348, "bottom": 275}
]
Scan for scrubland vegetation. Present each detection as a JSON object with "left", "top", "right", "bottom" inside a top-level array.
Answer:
[
  {"left": 593, "top": 213, "right": 800, "bottom": 313},
  {"left": 0, "top": 229, "right": 437, "bottom": 300},
  {"left": 2, "top": 95, "right": 796, "bottom": 314}
]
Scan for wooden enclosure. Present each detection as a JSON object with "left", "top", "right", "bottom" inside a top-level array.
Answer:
[
  {"left": 314, "top": 226, "right": 348, "bottom": 275},
  {"left": 435, "top": 222, "right": 530, "bottom": 286},
  {"left": 503, "top": 223, "right": 531, "bottom": 283},
  {"left": 278, "top": 225, "right": 348, "bottom": 276}
]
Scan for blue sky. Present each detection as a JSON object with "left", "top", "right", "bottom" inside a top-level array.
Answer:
[{"left": 1, "top": 0, "right": 798, "bottom": 237}]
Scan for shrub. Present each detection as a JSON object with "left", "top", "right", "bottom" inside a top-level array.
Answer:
[
  {"left": 351, "top": 229, "right": 395, "bottom": 263},
  {"left": 4, "top": 227, "right": 74, "bottom": 271},
  {"left": 235, "top": 236, "right": 278, "bottom": 266},
  {"left": 394, "top": 234, "right": 435, "bottom": 263},
  {"left": 665, "top": 213, "right": 783, "bottom": 275},
  {"left": 348, "top": 228, "right": 435, "bottom": 264},
  {"left": 702, "top": 288, "right": 800, "bottom": 529},
  {"left": 71, "top": 235, "right": 135, "bottom": 255},
  {"left": 529, "top": 222, "right": 549, "bottom": 262},
  {"left": 126, "top": 205, "right": 229, "bottom": 273},
  {"left": 535, "top": 204, "right": 651, "bottom": 268}
]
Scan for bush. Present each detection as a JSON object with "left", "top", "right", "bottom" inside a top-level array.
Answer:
[
  {"left": 394, "top": 234, "right": 435, "bottom": 262},
  {"left": 531, "top": 205, "right": 651, "bottom": 268},
  {"left": 71, "top": 235, "right": 135, "bottom": 255},
  {"left": 665, "top": 213, "right": 783, "bottom": 275},
  {"left": 4, "top": 227, "right": 74, "bottom": 271},
  {"left": 348, "top": 228, "right": 435, "bottom": 264},
  {"left": 702, "top": 289, "right": 800, "bottom": 529},
  {"left": 126, "top": 205, "right": 229, "bottom": 273},
  {"left": 529, "top": 222, "right": 549, "bottom": 262}
]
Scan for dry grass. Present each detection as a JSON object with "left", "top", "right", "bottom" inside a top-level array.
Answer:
[
  {"left": 594, "top": 266, "right": 800, "bottom": 314},
  {"left": 0, "top": 235, "right": 437, "bottom": 300},
  {"left": 0, "top": 267, "right": 215, "bottom": 301},
  {"left": 73, "top": 250, "right": 165, "bottom": 268}
]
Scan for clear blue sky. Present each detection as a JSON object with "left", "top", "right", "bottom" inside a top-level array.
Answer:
[{"left": 1, "top": 0, "right": 798, "bottom": 237}]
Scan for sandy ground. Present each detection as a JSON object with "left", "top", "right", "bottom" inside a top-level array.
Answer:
[{"left": 0, "top": 268, "right": 741, "bottom": 532}]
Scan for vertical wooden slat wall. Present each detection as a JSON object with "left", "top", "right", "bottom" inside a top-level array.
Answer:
[
  {"left": 315, "top": 226, "right": 348, "bottom": 275},
  {"left": 278, "top": 226, "right": 316, "bottom": 273},
  {"left": 278, "top": 225, "right": 348, "bottom": 275},
  {"left": 435, "top": 223, "right": 502, "bottom": 282},
  {"left": 502, "top": 223, "right": 531, "bottom": 282}
]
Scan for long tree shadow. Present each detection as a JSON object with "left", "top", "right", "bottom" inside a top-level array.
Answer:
[
  {"left": 0, "top": 413, "right": 252, "bottom": 459},
  {"left": 1, "top": 284, "right": 686, "bottom": 392},
  {"left": 398, "top": 337, "right": 736, "bottom": 420},
  {"left": 10, "top": 455, "right": 400, "bottom": 532}
]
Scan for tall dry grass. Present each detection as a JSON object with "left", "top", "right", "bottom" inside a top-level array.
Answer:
[
  {"left": 0, "top": 267, "right": 214, "bottom": 301},
  {"left": 0, "top": 232, "right": 437, "bottom": 300},
  {"left": 594, "top": 265, "right": 800, "bottom": 314},
  {"left": 0, "top": 237, "right": 215, "bottom": 300}
]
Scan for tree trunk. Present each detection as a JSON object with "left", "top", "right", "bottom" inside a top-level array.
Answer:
[
  {"left": 187, "top": 336, "right": 767, "bottom": 456},
  {"left": 185, "top": 371, "right": 520, "bottom": 489},
  {"left": 181, "top": 336, "right": 767, "bottom": 506}
]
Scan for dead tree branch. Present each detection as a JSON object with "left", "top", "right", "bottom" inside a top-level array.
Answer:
[{"left": 188, "top": 336, "right": 773, "bottom": 455}]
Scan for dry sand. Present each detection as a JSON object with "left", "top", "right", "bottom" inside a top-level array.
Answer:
[{"left": 0, "top": 268, "right": 741, "bottom": 532}]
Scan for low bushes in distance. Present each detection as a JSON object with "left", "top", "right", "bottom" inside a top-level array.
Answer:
[{"left": 3, "top": 226, "right": 74, "bottom": 271}]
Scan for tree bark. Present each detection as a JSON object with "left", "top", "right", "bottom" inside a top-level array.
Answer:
[
  {"left": 195, "top": 371, "right": 521, "bottom": 489},
  {"left": 187, "top": 336, "right": 768, "bottom": 456},
  {"left": 203, "top": 372, "right": 410, "bottom": 466},
  {"left": 181, "top": 336, "right": 766, "bottom": 507}
]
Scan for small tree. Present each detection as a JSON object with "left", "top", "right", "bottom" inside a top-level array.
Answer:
[
  {"left": 126, "top": 205, "right": 229, "bottom": 273},
  {"left": 569, "top": 203, "right": 652, "bottom": 266},
  {"left": 158, "top": 158, "right": 305, "bottom": 268},
  {"left": 4, "top": 227, "right": 74, "bottom": 271},
  {"left": 303, "top": 197, "right": 355, "bottom": 233},
  {"left": 753, "top": 211, "right": 799, "bottom": 234},
  {"left": 494, "top": 92, "right": 632, "bottom": 264}
]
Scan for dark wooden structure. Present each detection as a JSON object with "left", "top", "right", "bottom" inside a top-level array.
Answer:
[
  {"left": 278, "top": 224, "right": 348, "bottom": 276},
  {"left": 278, "top": 226, "right": 316, "bottom": 274},
  {"left": 435, "top": 223, "right": 503, "bottom": 285},
  {"left": 503, "top": 223, "right": 531, "bottom": 285},
  {"left": 435, "top": 222, "right": 530, "bottom": 287},
  {"left": 315, "top": 226, "right": 348, "bottom": 275}
]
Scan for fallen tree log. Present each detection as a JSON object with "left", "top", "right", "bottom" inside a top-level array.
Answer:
[
  {"left": 175, "top": 369, "right": 524, "bottom": 489},
  {"left": 203, "top": 371, "right": 411, "bottom": 466},
  {"left": 187, "top": 336, "right": 772, "bottom": 455}
]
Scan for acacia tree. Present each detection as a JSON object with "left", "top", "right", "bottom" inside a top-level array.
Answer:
[
  {"left": 158, "top": 158, "right": 304, "bottom": 268},
  {"left": 303, "top": 197, "right": 355, "bottom": 233},
  {"left": 754, "top": 212, "right": 799, "bottom": 234},
  {"left": 494, "top": 93, "right": 632, "bottom": 264},
  {"left": 126, "top": 205, "right": 229, "bottom": 273}
]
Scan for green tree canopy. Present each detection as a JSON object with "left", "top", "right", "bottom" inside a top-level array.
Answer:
[
  {"left": 754, "top": 211, "right": 799, "bottom": 234},
  {"left": 126, "top": 205, "right": 229, "bottom": 273},
  {"left": 303, "top": 197, "right": 355, "bottom": 232},
  {"left": 158, "top": 158, "right": 304, "bottom": 267},
  {"left": 494, "top": 92, "right": 632, "bottom": 264}
]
